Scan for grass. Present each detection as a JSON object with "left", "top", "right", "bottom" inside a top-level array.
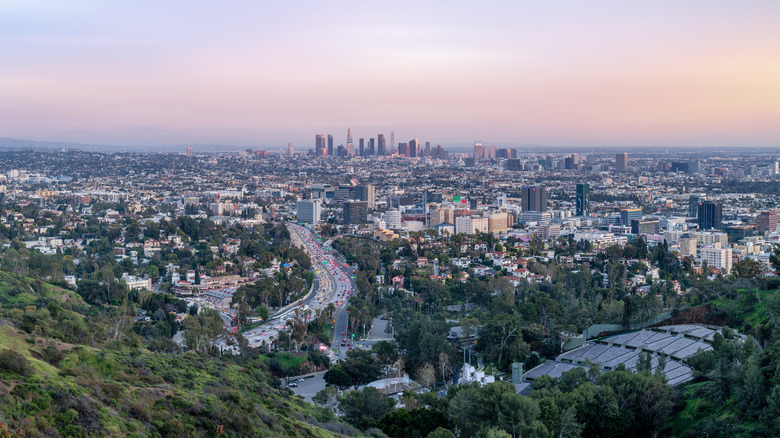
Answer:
[
  {"left": 240, "top": 321, "right": 262, "bottom": 333},
  {"left": 711, "top": 287, "right": 776, "bottom": 335},
  {"left": 0, "top": 325, "right": 59, "bottom": 375},
  {"left": 276, "top": 352, "right": 307, "bottom": 370}
]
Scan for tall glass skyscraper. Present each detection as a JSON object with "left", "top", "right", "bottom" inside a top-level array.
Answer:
[{"left": 576, "top": 183, "right": 589, "bottom": 216}]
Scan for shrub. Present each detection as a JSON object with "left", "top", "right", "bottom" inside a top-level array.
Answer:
[
  {"left": 42, "top": 345, "right": 67, "bottom": 366},
  {"left": 0, "top": 349, "right": 34, "bottom": 377}
]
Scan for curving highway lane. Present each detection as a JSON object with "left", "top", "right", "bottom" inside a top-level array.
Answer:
[{"left": 243, "top": 224, "right": 355, "bottom": 352}]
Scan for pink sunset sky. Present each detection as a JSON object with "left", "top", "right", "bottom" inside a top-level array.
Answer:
[{"left": 1, "top": 0, "right": 779, "bottom": 147}]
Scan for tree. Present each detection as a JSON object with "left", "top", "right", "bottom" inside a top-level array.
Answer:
[
  {"left": 770, "top": 244, "right": 780, "bottom": 273},
  {"left": 427, "top": 427, "right": 456, "bottom": 438},
  {"left": 740, "top": 355, "right": 765, "bottom": 411},
  {"left": 373, "top": 340, "right": 399, "bottom": 376},
  {"left": 146, "top": 264, "right": 159, "bottom": 281},
  {"left": 313, "top": 386, "right": 340, "bottom": 408},
  {"left": 636, "top": 351, "right": 652, "bottom": 373},
  {"left": 760, "top": 385, "right": 780, "bottom": 434},
  {"left": 342, "top": 349, "right": 381, "bottom": 387},
  {"left": 496, "top": 392, "right": 543, "bottom": 438},
  {"left": 379, "top": 408, "right": 449, "bottom": 438},
  {"left": 339, "top": 387, "right": 395, "bottom": 429},
  {"left": 556, "top": 407, "right": 583, "bottom": 438},
  {"left": 182, "top": 308, "right": 224, "bottom": 352},
  {"left": 438, "top": 352, "right": 452, "bottom": 382},
  {"left": 732, "top": 258, "right": 762, "bottom": 278},
  {"left": 103, "top": 307, "right": 134, "bottom": 343},
  {"left": 324, "top": 364, "right": 353, "bottom": 390},
  {"left": 417, "top": 363, "right": 436, "bottom": 388}
]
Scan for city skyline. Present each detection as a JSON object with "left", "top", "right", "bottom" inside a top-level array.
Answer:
[{"left": 2, "top": 1, "right": 780, "bottom": 147}]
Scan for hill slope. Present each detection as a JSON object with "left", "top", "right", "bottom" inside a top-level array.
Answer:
[{"left": 0, "top": 274, "right": 351, "bottom": 437}]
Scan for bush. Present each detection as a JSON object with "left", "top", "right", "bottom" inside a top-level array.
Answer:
[
  {"left": 42, "top": 345, "right": 67, "bottom": 366},
  {"left": 0, "top": 349, "right": 34, "bottom": 377}
]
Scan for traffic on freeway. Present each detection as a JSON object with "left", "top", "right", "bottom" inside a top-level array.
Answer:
[{"left": 242, "top": 223, "right": 355, "bottom": 350}]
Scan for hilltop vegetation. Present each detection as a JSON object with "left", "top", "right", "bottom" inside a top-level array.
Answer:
[
  {"left": 661, "top": 282, "right": 780, "bottom": 437},
  {"left": 0, "top": 262, "right": 349, "bottom": 437}
]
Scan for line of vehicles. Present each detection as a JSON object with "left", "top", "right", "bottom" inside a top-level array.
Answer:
[{"left": 242, "top": 224, "right": 355, "bottom": 348}]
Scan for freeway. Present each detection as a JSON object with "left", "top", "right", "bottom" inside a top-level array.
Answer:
[{"left": 243, "top": 224, "right": 357, "bottom": 352}]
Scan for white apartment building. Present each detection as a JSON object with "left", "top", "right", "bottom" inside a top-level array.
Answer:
[
  {"left": 700, "top": 245, "right": 733, "bottom": 274},
  {"left": 455, "top": 216, "right": 489, "bottom": 235},
  {"left": 122, "top": 274, "right": 152, "bottom": 291}
]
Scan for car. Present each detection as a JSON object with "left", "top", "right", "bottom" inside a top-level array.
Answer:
[
  {"left": 340, "top": 332, "right": 344, "bottom": 336},
  {"left": 288, "top": 381, "right": 298, "bottom": 387}
]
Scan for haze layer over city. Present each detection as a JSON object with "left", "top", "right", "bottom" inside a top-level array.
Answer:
[{"left": 1, "top": 2, "right": 780, "bottom": 438}]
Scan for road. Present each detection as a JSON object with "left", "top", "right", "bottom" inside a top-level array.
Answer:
[
  {"left": 288, "top": 371, "right": 327, "bottom": 402},
  {"left": 242, "top": 224, "right": 357, "bottom": 352}
]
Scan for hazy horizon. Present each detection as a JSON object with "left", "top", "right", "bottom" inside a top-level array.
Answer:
[{"left": 2, "top": 1, "right": 780, "bottom": 148}]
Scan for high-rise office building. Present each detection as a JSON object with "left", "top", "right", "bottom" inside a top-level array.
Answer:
[
  {"left": 521, "top": 187, "right": 548, "bottom": 212},
  {"left": 620, "top": 208, "right": 642, "bottom": 226},
  {"left": 565, "top": 153, "right": 579, "bottom": 169},
  {"left": 688, "top": 196, "right": 701, "bottom": 217},
  {"left": 506, "top": 159, "right": 522, "bottom": 171},
  {"left": 358, "top": 138, "right": 364, "bottom": 156},
  {"left": 287, "top": 143, "right": 293, "bottom": 156},
  {"left": 385, "top": 209, "right": 402, "bottom": 228},
  {"left": 353, "top": 184, "right": 375, "bottom": 209},
  {"left": 296, "top": 199, "right": 322, "bottom": 225},
  {"left": 368, "top": 138, "right": 375, "bottom": 155},
  {"left": 346, "top": 128, "right": 354, "bottom": 156},
  {"left": 377, "top": 134, "right": 386, "bottom": 155},
  {"left": 757, "top": 210, "right": 780, "bottom": 232},
  {"left": 186, "top": 146, "right": 193, "bottom": 157},
  {"left": 327, "top": 135, "right": 334, "bottom": 156},
  {"left": 343, "top": 200, "right": 368, "bottom": 224},
  {"left": 474, "top": 141, "right": 484, "bottom": 160},
  {"left": 698, "top": 201, "right": 723, "bottom": 230},
  {"left": 576, "top": 183, "right": 589, "bottom": 216},
  {"left": 390, "top": 131, "right": 395, "bottom": 154},
  {"left": 315, "top": 135, "right": 326, "bottom": 156},
  {"left": 616, "top": 152, "right": 628, "bottom": 172},
  {"left": 409, "top": 138, "right": 418, "bottom": 158}
]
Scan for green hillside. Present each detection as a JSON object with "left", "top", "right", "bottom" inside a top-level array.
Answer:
[
  {"left": 0, "top": 273, "right": 350, "bottom": 437},
  {"left": 664, "top": 286, "right": 780, "bottom": 437}
]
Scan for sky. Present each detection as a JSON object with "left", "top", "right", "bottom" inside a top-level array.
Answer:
[{"left": 1, "top": 0, "right": 780, "bottom": 148}]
